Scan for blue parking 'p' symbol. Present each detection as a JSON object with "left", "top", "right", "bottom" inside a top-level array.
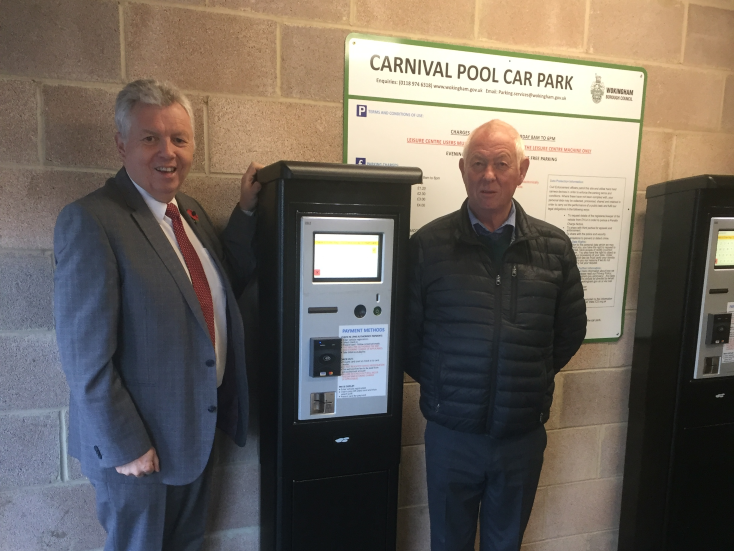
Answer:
[
  {"left": 356, "top": 105, "right": 367, "bottom": 117},
  {"left": 355, "top": 158, "right": 366, "bottom": 165}
]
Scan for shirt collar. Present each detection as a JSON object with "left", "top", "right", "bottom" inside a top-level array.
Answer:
[
  {"left": 130, "top": 179, "right": 179, "bottom": 222},
  {"left": 468, "top": 200, "right": 516, "bottom": 236}
]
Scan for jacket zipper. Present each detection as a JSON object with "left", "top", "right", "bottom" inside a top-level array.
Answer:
[
  {"left": 485, "top": 268, "right": 503, "bottom": 433},
  {"left": 435, "top": 352, "right": 442, "bottom": 412},
  {"left": 477, "top": 241, "right": 526, "bottom": 433},
  {"left": 510, "top": 264, "right": 518, "bottom": 322}
]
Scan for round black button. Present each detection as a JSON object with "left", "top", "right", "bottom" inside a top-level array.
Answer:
[
  {"left": 208, "top": 405, "right": 217, "bottom": 413},
  {"left": 373, "top": 306, "right": 382, "bottom": 316},
  {"left": 320, "top": 354, "right": 333, "bottom": 363},
  {"left": 205, "top": 359, "right": 215, "bottom": 367},
  {"left": 354, "top": 304, "right": 367, "bottom": 318}
]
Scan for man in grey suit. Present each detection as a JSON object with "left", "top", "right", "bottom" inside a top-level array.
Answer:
[{"left": 54, "top": 79, "right": 262, "bottom": 550}]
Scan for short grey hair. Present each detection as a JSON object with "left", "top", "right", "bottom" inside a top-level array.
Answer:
[
  {"left": 462, "top": 119, "right": 526, "bottom": 167},
  {"left": 115, "top": 79, "right": 194, "bottom": 140}
]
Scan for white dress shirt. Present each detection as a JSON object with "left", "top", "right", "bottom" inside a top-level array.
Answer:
[{"left": 132, "top": 181, "right": 228, "bottom": 387}]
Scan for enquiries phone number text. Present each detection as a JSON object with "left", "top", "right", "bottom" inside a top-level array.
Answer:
[{"left": 398, "top": 80, "right": 433, "bottom": 88}]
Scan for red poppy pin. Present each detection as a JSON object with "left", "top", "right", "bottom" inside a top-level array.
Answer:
[{"left": 186, "top": 209, "right": 199, "bottom": 222}]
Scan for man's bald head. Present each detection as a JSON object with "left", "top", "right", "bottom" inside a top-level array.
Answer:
[{"left": 462, "top": 120, "right": 526, "bottom": 168}]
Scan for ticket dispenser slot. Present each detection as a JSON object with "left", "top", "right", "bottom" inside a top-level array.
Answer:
[
  {"left": 703, "top": 356, "right": 721, "bottom": 375},
  {"left": 310, "top": 392, "right": 335, "bottom": 415}
]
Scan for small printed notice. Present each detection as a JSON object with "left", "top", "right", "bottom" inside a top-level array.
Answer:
[
  {"left": 723, "top": 302, "right": 734, "bottom": 364},
  {"left": 545, "top": 175, "right": 626, "bottom": 308},
  {"left": 337, "top": 324, "right": 389, "bottom": 398}
]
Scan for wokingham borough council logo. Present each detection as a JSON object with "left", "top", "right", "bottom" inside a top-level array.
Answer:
[{"left": 591, "top": 74, "right": 605, "bottom": 104}]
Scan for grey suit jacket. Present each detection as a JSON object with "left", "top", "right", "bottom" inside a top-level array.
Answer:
[{"left": 54, "top": 168, "right": 255, "bottom": 485}]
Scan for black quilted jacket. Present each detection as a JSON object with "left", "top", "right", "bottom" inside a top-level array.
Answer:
[{"left": 405, "top": 199, "right": 586, "bottom": 437}]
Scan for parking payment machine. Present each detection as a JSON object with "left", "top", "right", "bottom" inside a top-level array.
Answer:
[
  {"left": 255, "top": 162, "right": 421, "bottom": 551},
  {"left": 619, "top": 175, "right": 734, "bottom": 550}
]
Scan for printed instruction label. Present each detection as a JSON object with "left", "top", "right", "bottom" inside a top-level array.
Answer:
[
  {"left": 337, "top": 324, "right": 389, "bottom": 398},
  {"left": 723, "top": 302, "right": 734, "bottom": 364}
]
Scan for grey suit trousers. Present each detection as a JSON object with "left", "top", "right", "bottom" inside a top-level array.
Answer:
[{"left": 92, "top": 450, "right": 215, "bottom": 551}]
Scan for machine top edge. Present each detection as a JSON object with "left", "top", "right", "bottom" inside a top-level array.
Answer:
[
  {"left": 646, "top": 174, "right": 734, "bottom": 200},
  {"left": 256, "top": 161, "right": 423, "bottom": 186}
]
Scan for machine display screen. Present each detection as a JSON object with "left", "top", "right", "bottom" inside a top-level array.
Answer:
[
  {"left": 715, "top": 230, "right": 734, "bottom": 269},
  {"left": 313, "top": 233, "right": 382, "bottom": 282}
]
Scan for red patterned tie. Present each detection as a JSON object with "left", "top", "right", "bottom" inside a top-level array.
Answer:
[{"left": 165, "top": 203, "right": 215, "bottom": 348}]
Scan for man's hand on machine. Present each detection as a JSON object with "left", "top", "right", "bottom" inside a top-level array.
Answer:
[
  {"left": 115, "top": 447, "right": 160, "bottom": 477},
  {"left": 240, "top": 161, "right": 264, "bottom": 212}
]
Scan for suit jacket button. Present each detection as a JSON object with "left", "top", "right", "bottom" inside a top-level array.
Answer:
[
  {"left": 206, "top": 359, "right": 215, "bottom": 367},
  {"left": 208, "top": 405, "right": 217, "bottom": 413}
]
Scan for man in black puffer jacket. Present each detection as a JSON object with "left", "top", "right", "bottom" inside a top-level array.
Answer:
[{"left": 405, "top": 120, "right": 586, "bottom": 551}]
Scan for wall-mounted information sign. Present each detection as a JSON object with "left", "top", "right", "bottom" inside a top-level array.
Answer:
[{"left": 344, "top": 33, "right": 647, "bottom": 341}]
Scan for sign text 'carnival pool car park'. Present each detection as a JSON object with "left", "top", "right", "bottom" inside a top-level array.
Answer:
[{"left": 344, "top": 34, "right": 647, "bottom": 341}]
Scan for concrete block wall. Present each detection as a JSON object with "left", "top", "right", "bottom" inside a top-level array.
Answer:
[{"left": 0, "top": 1, "right": 732, "bottom": 549}]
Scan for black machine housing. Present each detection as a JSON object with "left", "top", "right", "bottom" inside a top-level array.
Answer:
[
  {"left": 619, "top": 174, "right": 734, "bottom": 550},
  {"left": 255, "top": 161, "right": 421, "bottom": 551}
]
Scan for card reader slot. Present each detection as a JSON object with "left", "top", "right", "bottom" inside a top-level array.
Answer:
[
  {"left": 706, "top": 313, "right": 732, "bottom": 345},
  {"left": 307, "top": 306, "right": 338, "bottom": 314}
]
